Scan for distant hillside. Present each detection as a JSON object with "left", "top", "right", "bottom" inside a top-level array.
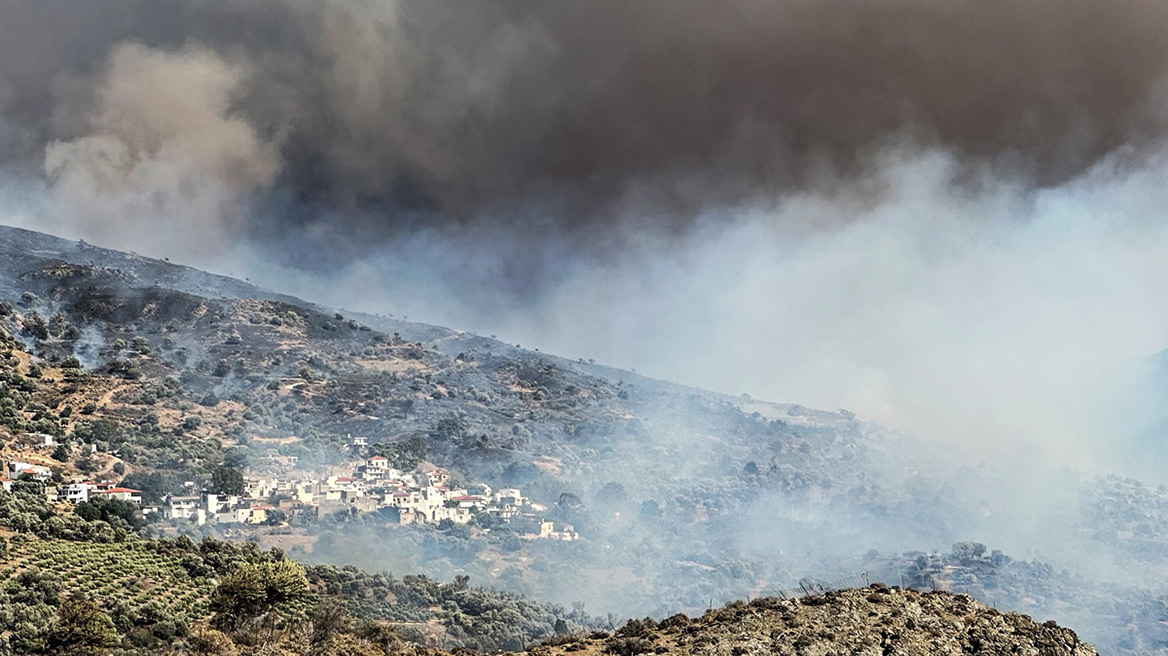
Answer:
[{"left": 2, "top": 222, "right": 1168, "bottom": 655}]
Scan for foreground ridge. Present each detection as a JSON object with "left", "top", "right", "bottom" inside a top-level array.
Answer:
[
  {"left": 527, "top": 586, "right": 1097, "bottom": 656},
  {"left": 191, "top": 584, "right": 1096, "bottom": 656}
]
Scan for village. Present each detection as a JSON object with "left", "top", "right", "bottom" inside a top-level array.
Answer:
[{"left": 1, "top": 434, "right": 580, "bottom": 541}]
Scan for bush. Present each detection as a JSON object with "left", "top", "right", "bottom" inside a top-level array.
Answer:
[{"left": 606, "top": 637, "right": 656, "bottom": 656}]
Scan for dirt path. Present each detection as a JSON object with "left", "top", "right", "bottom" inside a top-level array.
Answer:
[{"left": 97, "top": 384, "right": 130, "bottom": 408}]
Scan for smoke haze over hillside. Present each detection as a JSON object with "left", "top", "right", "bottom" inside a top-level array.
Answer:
[{"left": 4, "top": 0, "right": 1168, "bottom": 473}]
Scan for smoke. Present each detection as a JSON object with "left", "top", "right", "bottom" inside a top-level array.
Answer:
[
  {"left": 480, "top": 146, "right": 1168, "bottom": 475},
  {"left": 3, "top": 0, "right": 1168, "bottom": 471},
  {"left": 39, "top": 43, "right": 280, "bottom": 257},
  {"left": 5, "top": 1, "right": 1168, "bottom": 234}
]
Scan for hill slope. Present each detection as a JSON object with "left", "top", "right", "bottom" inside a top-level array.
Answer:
[
  {"left": 531, "top": 587, "right": 1097, "bottom": 656},
  {"left": 0, "top": 223, "right": 1166, "bottom": 655}
]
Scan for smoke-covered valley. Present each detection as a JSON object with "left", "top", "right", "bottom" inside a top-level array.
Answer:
[{"left": 4, "top": 1, "right": 1168, "bottom": 654}]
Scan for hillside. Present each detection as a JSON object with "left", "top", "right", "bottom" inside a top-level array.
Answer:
[
  {"left": 1, "top": 223, "right": 1167, "bottom": 654},
  {"left": 208, "top": 584, "right": 1099, "bottom": 656},
  {"left": 529, "top": 587, "right": 1097, "bottom": 656},
  {"left": 0, "top": 488, "right": 596, "bottom": 653},
  {"left": 0, "top": 482, "right": 1099, "bottom": 655}
]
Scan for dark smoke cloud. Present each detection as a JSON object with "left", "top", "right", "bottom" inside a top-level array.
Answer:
[{"left": 5, "top": 0, "right": 1168, "bottom": 255}]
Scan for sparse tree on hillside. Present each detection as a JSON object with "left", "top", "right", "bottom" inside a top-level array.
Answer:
[
  {"left": 46, "top": 595, "right": 119, "bottom": 656},
  {"left": 210, "top": 560, "right": 307, "bottom": 632},
  {"left": 210, "top": 466, "right": 245, "bottom": 496},
  {"left": 52, "top": 442, "right": 72, "bottom": 462}
]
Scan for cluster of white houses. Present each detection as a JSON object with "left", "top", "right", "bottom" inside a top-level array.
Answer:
[
  {"left": 2, "top": 454, "right": 578, "bottom": 540},
  {"left": 3, "top": 460, "right": 144, "bottom": 503},
  {"left": 212, "top": 456, "right": 579, "bottom": 539}
]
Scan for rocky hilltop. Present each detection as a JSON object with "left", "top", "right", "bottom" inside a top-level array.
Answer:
[{"left": 531, "top": 586, "right": 1097, "bottom": 656}]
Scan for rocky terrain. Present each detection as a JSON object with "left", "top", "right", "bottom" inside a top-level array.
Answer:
[{"left": 526, "top": 587, "right": 1097, "bottom": 656}]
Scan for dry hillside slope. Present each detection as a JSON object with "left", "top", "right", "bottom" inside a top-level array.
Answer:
[{"left": 528, "top": 586, "right": 1096, "bottom": 656}]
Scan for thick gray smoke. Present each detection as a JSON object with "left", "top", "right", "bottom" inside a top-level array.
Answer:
[
  {"left": 4, "top": 0, "right": 1168, "bottom": 474},
  {"left": 5, "top": 0, "right": 1168, "bottom": 238}
]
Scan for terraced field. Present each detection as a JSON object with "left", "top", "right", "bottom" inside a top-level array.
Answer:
[{"left": 0, "top": 537, "right": 215, "bottom": 620}]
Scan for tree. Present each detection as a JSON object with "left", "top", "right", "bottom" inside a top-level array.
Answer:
[
  {"left": 309, "top": 601, "right": 352, "bottom": 652},
  {"left": 210, "top": 466, "right": 245, "bottom": 496},
  {"left": 222, "top": 448, "right": 248, "bottom": 470},
  {"left": 211, "top": 560, "right": 308, "bottom": 631},
  {"left": 638, "top": 500, "right": 663, "bottom": 521},
  {"left": 556, "top": 492, "right": 583, "bottom": 513},
  {"left": 121, "top": 471, "right": 182, "bottom": 503},
  {"left": 12, "top": 475, "right": 44, "bottom": 497},
  {"left": 46, "top": 596, "right": 119, "bottom": 656},
  {"left": 52, "top": 442, "right": 72, "bottom": 462},
  {"left": 595, "top": 481, "right": 628, "bottom": 505},
  {"left": 369, "top": 435, "right": 427, "bottom": 471}
]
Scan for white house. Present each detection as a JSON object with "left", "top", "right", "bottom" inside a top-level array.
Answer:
[
  {"left": 430, "top": 506, "right": 473, "bottom": 524},
  {"left": 328, "top": 477, "right": 364, "bottom": 495},
  {"left": 23, "top": 433, "right": 55, "bottom": 447},
  {"left": 63, "top": 482, "right": 93, "bottom": 504},
  {"left": 7, "top": 462, "right": 51, "bottom": 482},
  {"left": 204, "top": 493, "right": 240, "bottom": 514},
  {"left": 244, "top": 476, "right": 276, "bottom": 500},
  {"left": 165, "top": 496, "right": 202, "bottom": 521},
  {"left": 452, "top": 495, "right": 487, "bottom": 510},
  {"left": 97, "top": 487, "right": 142, "bottom": 503},
  {"left": 495, "top": 488, "right": 525, "bottom": 505}
]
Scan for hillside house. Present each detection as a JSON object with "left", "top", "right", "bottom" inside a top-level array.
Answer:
[
  {"left": 63, "top": 482, "right": 92, "bottom": 504},
  {"left": 20, "top": 432, "right": 55, "bottom": 448},
  {"left": 97, "top": 487, "right": 142, "bottom": 503},
  {"left": 267, "top": 454, "right": 299, "bottom": 468},
  {"left": 430, "top": 505, "right": 473, "bottom": 524},
  {"left": 7, "top": 462, "right": 51, "bottom": 482},
  {"left": 244, "top": 476, "right": 276, "bottom": 499},
  {"left": 164, "top": 496, "right": 203, "bottom": 522},
  {"left": 328, "top": 477, "right": 365, "bottom": 495},
  {"left": 452, "top": 495, "right": 486, "bottom": 510},
  {"left": 419, "top": 465, "right": 450, "bottom": 487},
  {"left": 215, "top": 506, "right": 270, "bottom": 525},
  {"left": 388, "top": 507, "right": 419, "bottom": 525},
  {"left": 495, "top": 488, "right": 525, "bottom": 505},
  {"left": 293, "top": 481, "right": 315, "bottom": 503},
  {"left": 204, "top": 493, "right": 240, "bottom": 515},
  {"left": 0, "top": 478, "right": 12, "bottom": 492}
]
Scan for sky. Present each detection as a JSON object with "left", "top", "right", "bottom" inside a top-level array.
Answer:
[{"left": 4, "top": 0, "right": 1168, "bottom": 474}]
